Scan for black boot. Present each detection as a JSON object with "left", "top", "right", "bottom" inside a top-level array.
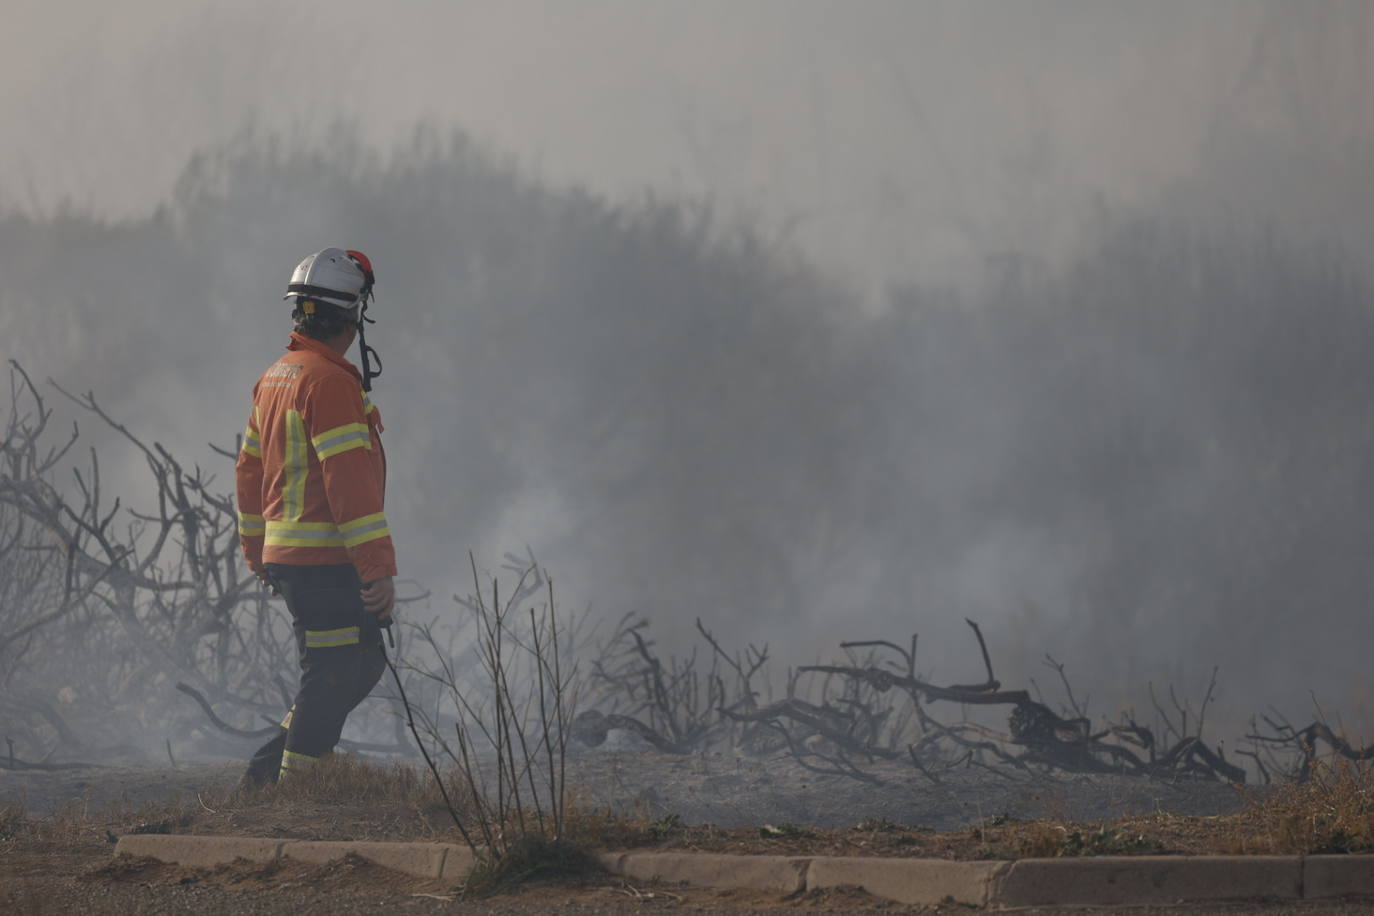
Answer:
[{"left": 240, "top": 728, "right": 287, "bottom": 790}]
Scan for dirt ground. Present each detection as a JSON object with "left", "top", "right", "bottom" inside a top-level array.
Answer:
[
  {"left": 2, "top": 748, "right": 1331, "bottom": 915},
  {"left": 6, "top": 835, "right": 1374, "bottom": 916},
  {"left": 0, "top": 833, "right": 935, "bottom": 915}
]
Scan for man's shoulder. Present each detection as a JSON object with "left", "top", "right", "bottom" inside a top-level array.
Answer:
[
  {"left": 267, "top": 350, "right": 353, "bottom": 380},
  {"left": 254, "top": 351, "right": 356, "bottom": 398},
  {"left": 294, "top": 358, "right": 365, "bottom": 409}
]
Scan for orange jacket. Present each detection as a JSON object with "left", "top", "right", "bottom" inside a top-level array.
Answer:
[{"left": 235, "top": 332, "right": 397, "bottom": 583}]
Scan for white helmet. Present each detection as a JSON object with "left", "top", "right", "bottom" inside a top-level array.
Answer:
[{"left": 283, "top": 248, "right": 373, "bottom": 311}]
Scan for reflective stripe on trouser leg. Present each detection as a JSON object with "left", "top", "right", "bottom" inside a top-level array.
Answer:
[
  {"left": 304, "top": 626, "right": 361, "bottom": 648},
  {"left": 279, "top": 748, "right": 319, "bottom": 778}
]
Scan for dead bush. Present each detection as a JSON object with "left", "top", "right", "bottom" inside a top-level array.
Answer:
[{"left": 1225, "top": 759, "right": 1374, "bottom": 854}]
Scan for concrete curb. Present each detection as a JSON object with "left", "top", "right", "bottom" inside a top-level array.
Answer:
[
  {"left": 806, "top": 856, "right": 1007, "bottom": 906},
  {"left": 114, "top": 836, "right": 1374, "bottom": 907},
  {"left": 282, "top": 840, "right": 463, "bottom": 880},
  {"left": 113, "top": 835, "right": 462, "bottom": 881},
  {"left": 114, "top": 835, "right": 284, "bottom": 869},
  {"left": 992, "top": 855, "right": 1303, "bottom": 908},
  {"left": 617, "top": 851, "right": 809, "bottom": 895}
]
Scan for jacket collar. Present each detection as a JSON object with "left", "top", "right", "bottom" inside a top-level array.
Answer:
[{"left": 287, "top": 331, "right": 361, "bottom": 381}]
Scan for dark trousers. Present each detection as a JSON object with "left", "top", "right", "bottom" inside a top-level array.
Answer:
[{"left": 243, "top": 563, "right": 386, "bottom": 786}]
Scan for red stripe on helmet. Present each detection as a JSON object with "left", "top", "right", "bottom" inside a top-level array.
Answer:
[{"left": 345, "top": 250, "right": 374, "bottom": 282}]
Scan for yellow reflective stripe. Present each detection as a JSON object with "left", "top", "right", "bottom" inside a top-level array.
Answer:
[
  {"left": 264, "top": 519, "right": 344, "bottom": 548},
  {"left": 280, "top": 749, "right": 318, "bottom": 775},
  {"left": 311, "top": 422, "right": 370, "bottom": 460},
  {"left": 279, "top": 706, "right": 295, "bottom": 729},
  {"left": 238, "top": 513, "right": 265, "bottom": 537},
  {"left": 305, "top": 626, "right": 361, "bottom": 648},
  {"left": 283, "top": 409, "right": 307, "bottom": 521},
  {"left": 241, "top": 424, "right": 262, "bottom": 458},
  {"left": 337, "top": 512, "right": 390, "bottom": 548}
]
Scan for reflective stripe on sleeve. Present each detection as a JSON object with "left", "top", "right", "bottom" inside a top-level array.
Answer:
[
  {"left": 241, "top": 424, "right": 262, "bottom": 458},
  {"left": 304, "top": 626, "right": 361, "bottom": 648},
  {"left": 238, "top": 513, "right": 266, "bottom": 537},
  {"left": 264, "top": 519, "right": 345, "bottom": 547},
  {"left": 311, "top": 422, "right": 371, "bottom": 459},
  {"left": 283, "top": 409, "right": 308, "bottom": 521},
  {"left": 338, "top": 512, "right": 390, "bottom": 548}
]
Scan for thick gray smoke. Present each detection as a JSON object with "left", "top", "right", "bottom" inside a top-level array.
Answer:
[{"left": 3, "top": 1, "right": 1374, "bottom": 734}]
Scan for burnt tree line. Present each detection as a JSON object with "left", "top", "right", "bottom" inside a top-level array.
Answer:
[{"left": 4, "top": 355, "right": 1372, "bottom": 786}]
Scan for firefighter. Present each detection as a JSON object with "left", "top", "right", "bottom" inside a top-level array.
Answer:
[{"left": 236, "top": 248, "right": 396, "bottom": 787}]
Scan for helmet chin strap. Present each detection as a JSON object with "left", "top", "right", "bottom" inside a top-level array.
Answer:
[{"left": 356, "top": 288, "right": 382, "bottom": 392}]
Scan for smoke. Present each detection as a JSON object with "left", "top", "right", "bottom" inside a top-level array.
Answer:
[
  {"left": 12, "top": 1, "right": 1366, "bottom": 294},
  {"left": 4, "top": 1, "right": 1374, "bottom": 738}
]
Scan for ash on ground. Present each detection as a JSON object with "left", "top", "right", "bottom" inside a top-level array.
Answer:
[
  {"left": 564, "top": 747, "right": 1245, "bottom": 829},
  {"left": 4, "top": 744, "right": 1245, "bottom": 829}
]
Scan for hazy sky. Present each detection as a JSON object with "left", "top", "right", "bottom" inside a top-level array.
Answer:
[{"left": 1, "top": 0, "right": 1296, "bottom": 297}]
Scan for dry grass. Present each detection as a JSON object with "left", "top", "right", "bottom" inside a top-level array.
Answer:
[
  {"left": 1219, "top": 759, "right": 1374, "bottom": 855},
  {"left": 1, "top": 801, "right": 27, "bottom": 840},
  {"left": 0, "top": 794, "right": 199, "bottom": 854},
  {"left": 190, "top": 753, "right": 474, "bottom": 842},
  {"left": 252, "top": 753, "right": 452, "bottom": 806},
  {"left": 462, "top": 835, "right": 602, "bottom": 897}
]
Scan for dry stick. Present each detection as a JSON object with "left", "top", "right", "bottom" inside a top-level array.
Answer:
[
  {"left": 629, "top": 628, "right": 678, "bottom": 744},
  {"left": 763, "top": 720, "right": 880, "bottom": 784},
  {"left": 840, "top": 639, "right": 913, "bottom": 675},
  {"left": 913, "top": 702, "right": 1030, "bottom": 774},
  {"left": 472, "top": 558, "right": 510, "bottom": 831},
  {"left": 1196, "top": 666, "right": 1219, "bottom": 739},
  {"left": 906, "top": 743, "right": 943, "bottom": 785},
  {"left": 496, "top": 583, "right": 550, "bottom": 836},
  {"left": 453, "top": 718, "right": 497, "bottom": 851},
  {"left": 384, "top": 651, "right": 479, "bottom": 854},
  {"left": 530, "top": 604, "right": 559, "bottom": 839},
  {"left": 1148, "top": 682, "right": 1181, "bottom": 743},
  {"left": 1237, "top": 748, "right": 1271, "bottom": 785},
  {"left": 1043, "top": 654, "right": 1087, "bottom": 719},
  {"left": 476, "top": 564, "right": 541, "bottom": 840},
  {"left": 697, "top": 617, "right": 769, "bottom": 708},
  {"left": 1169, "top": 684, "right": 1189, "bottom": 738},
  {"left": 549, "top": 578, "right": 569, "bottom": 839},
  {"left": 950, "top": 619, "right": 1000, "bottom": 691},
  {"left": 174, "top": 683, "right": 278, "bottom": 738},
  {"left": 488, "top": 575, "right": 532, "bottom": 838}
]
